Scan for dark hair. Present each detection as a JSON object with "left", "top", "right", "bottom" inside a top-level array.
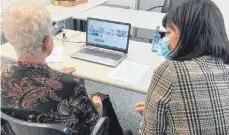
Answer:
[{"left": 162, "top": 0, "right": 229, "bottom": 64}]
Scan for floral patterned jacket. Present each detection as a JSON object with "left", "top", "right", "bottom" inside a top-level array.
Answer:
[{"left": 1, "top": 61, "right": 99, "bottom": 135}]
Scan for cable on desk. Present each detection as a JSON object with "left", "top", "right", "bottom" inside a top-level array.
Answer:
[
  {"left": 55, "top": 32, "right": 83, "bottom": 43},
  {"left": 65, "top": 32, "right": 83, "bottom": 40},
  {"left": 55, "top": 33, "right": 85, "bottom": 47}
]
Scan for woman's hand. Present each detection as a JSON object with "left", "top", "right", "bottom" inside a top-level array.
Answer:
[
  {"left": 135, "top": 101, "right": 145, "bottom": 116},
  {"left": 89, "top": 94, "right": 103, "bottom": 113},
  {"left": 89, "top": 94, "right": 102, "bottom": 105},
  {"left": 60, "top": 67, "right": 76, "bottom": 74}
]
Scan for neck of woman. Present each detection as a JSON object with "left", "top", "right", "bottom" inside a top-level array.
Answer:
[{"left": 18, "top": 54, "right": 46, "bottom": 64}]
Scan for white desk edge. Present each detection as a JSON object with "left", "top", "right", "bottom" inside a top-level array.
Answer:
[{"left": 0, "top": 30, "right": 165, "bottom": 94}]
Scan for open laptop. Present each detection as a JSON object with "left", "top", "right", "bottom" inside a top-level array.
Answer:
[{"left": 71, "top": 18, "right": 131, "bottom": 67}]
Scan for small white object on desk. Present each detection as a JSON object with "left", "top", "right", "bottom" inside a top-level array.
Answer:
[
  {"left": 108, "top": 60, "right": 150, "bottom": 85},
  {"left": 46, "top": 48, "right": 63, "bottom": 63}
]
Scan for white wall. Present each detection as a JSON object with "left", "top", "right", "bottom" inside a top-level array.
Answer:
[
  {"left": 139, "top": 0, "right": 163, "bottom": 11},
  {"left": 212, "top": 0, "right": 229, "bottom": 37}
]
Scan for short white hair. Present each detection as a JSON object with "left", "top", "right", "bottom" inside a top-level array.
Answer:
[{"left": 3, "top": 3, "right": 52, "bottom": 57}]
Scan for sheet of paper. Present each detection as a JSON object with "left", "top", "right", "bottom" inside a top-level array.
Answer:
[
  {"left": 46, "top": 48, "right": 63, "bottom": 63},
  {"left": 108, "top": 60, "right": 150, "bottom": 85}
]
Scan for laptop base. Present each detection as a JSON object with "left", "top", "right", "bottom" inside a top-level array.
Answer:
[{"left": 71, "top": 50, "right": 126, "bottom": 67}]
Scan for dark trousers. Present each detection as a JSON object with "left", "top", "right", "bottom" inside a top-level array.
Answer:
[{"left": 99, "top": 94, "right": 124, "bottom": 135}]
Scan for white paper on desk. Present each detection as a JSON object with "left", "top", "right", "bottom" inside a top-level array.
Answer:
[
  {"left": 108, "top": 60, "right": 150, "bottom": 85},
  {"left": 46, "top": 48, "right": 63, "bottom": 63}
]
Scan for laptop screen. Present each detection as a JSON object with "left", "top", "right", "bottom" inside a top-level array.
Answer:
[{"left": 86, "top": 18, "right": 131, "bottom": 53}]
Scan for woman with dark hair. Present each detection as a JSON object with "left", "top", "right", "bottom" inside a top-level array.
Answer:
[{"left": 135, "top": 0, "right": 229, "bottom": 134}]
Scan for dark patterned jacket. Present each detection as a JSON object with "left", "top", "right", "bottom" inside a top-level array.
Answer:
[
  {"left": 139, "top": 56, "right": 229, "bottom": 135},
  {"left": 1, "top": 62, "right": 99, "bottom": 135}
]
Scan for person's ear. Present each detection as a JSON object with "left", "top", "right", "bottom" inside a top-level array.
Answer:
[{"left": 43, "top": 35, "right": 51, "bottom": 52}]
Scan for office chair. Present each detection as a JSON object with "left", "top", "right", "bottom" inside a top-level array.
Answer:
[
  {"left": 1, "top": 111, "right": 74, "bottom": 135},
  {"left": 1, "top": 110, "right": 109, "bottom": 135},
  {"left": 146, "top": 0, "right": 172, "bottom": 13},
  {"left": 146, "top": 0, "right": 190, "bottom": 13},
  {"left": 90, "top": 117, "right": 109, "bottom": 135}
]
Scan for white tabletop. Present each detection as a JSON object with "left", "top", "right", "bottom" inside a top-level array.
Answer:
[
  {"left": 73, "top": 6, "right": 166, "bottom": 32},
  {"left": 0, "top": 30, "right": 165, "bottom": 94},
  {"left": 46, "top": 0, "right": 108, "bottom": 22}
]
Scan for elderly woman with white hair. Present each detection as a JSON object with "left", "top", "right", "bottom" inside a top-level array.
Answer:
[{"left": 1, "top": 3, "right": 126, "bottom": 135}]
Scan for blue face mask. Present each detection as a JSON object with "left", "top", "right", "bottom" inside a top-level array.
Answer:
[{"left": 160, "top": 37, "right": 171, "bottom": 57}]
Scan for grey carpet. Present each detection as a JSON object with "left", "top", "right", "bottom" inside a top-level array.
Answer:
[{"left": 85, "top": 80, "right": 146, "bottom": 135}]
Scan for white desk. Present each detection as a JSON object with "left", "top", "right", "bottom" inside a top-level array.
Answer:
[
  {"left": 46, "top": 0, "right": 108, "bottom": 22},
  {"left": 0, "top": 30, "right": 165, "bottom": 94},
  {"left": 73, "top": 6, "right": 166, "bottom": 32}
]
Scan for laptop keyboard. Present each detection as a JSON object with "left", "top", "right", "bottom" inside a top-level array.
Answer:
[{"left": 79, "top": 48, "right": 123, "bottom": 61}]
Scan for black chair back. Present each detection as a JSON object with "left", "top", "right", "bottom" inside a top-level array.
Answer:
[
  {"left": 161, "top": 0, "right": 172, "bottom": 13},
  {"left": 146, "top": 0, "right": 190, "bottom": 13},
  {"left": 1, "top": 110, "right": 109, "bottom": 135},
  {"left": 90, "top": 117, "right": 109, "bottom": 135},
  {"left": 1, "top": 111, "right": 74, "bottom": 135},
  {"left": 171, "top": 0, "right": 189, "bottom": 10}
]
